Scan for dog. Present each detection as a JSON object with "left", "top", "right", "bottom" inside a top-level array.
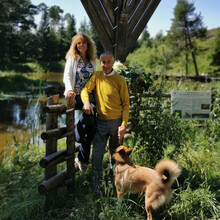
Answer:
[{"left": 113, "top": 145, "right": 181, "bottom": 220}]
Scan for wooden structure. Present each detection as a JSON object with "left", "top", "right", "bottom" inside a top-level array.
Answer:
[
  {"left": 38, "top": 94, "right": 75, "bottom": 194},
  {"left": 81, "top": 0, "right": 161, "bottom": 62}
]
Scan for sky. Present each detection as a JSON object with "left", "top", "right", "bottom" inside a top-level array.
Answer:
[{"left": 31, "top": 0, "right": 220, "bottom": 37}]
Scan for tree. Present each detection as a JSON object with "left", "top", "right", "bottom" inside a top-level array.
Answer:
[
  {"left": 167, "top": 0, "right": 207, "bottom": 76},
  {"left": 37, "top": 3, "right": 60, "bottom": 61},
  {"left": 90, "top": 22, "right": 104, "bottom": 58},
  {"left": 0, "top": 0, "right": 37, "bottom": 61},
  {"left": 211, "top": 29, "right": 220, "bottom": 70},
  {"left": 64, "top": 13, "right": 77, "bottom": 45},
  {"left": 78, "top": 18, "right": 91, "bottom": 36},
  {"left": 78, "top": 19, "right": 104, "bottom": 58},
  {"left": 138, "top": 26, "right": 152, "bottom": 48},
  {"left": 49, "top": 5, "right": 63, "bottom": 28}
]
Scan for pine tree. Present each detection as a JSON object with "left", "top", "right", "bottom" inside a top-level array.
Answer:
[
  {"left": 64, "top": 13, "right": 77, "bottom": 45},
  {"left": 167, "top": 0, "right": 207, "bottom": 76},
  {"left": 0, "top": 0, "right": 37, "bottom": 61}
]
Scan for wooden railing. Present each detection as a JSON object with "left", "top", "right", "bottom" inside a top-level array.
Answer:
[{"left": 38, "top": 94, "right": 75, "bottom": 194}]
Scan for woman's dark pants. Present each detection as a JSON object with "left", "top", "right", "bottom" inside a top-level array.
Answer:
[{"left": 74, "top": 95, "right": 96, "bottom": 163}]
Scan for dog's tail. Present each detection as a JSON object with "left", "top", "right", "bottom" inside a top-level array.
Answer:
[{"left": 155, "top": 159, "right": 181, "bottom": 186}]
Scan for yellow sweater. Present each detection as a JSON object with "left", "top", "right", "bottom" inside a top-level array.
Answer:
[{"left": 81, "top": 71, "right": 129, "bottom": 126}]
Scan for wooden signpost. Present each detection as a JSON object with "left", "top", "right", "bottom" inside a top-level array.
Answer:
[{"left": 81, "top": 0, "right": 161, "bottom": 62}]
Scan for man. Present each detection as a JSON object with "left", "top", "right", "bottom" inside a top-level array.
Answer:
[{"left": 80, "top": 51, "right": 130, "bottom": 195}]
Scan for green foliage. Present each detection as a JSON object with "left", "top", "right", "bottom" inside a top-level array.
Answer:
[
  {"left": 169, "top": 186, "right": 220, "bottom": 219},
  {"left": 121, "top": 63, "right": 155, "bottom": 93},
  {"left": 127, "top": 28, "right": 220, "bottom": 76},
  {"left": 0, "top": 0, "right": 37, "bottom": 62},
  {"left": 0, "top": 60, "right": 65, "bottom": 73},
  {"left": 129, "top": 91, "right": 188, "bottom": 165},
  {"left": 0, "top": 141, "right": 45, "bottom": 220},
  {"left": 0, "top": 74, "right": 47, "bottom": 94},
  {"left": 0, "top": 1, "right": 77, "bottom": 62}
]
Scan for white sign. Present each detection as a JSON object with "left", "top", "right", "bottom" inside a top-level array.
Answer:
[{"left": 171, "top": 91, "right": 211, "bottom": 120}]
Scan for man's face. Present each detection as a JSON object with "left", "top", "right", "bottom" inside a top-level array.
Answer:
[{"left": 100, "top": 55, "right": 114, "bottom": 75}]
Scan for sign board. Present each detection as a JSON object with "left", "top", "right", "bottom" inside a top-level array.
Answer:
[{"left": 171, "top": 91, "right": 211, "bottom": 120}]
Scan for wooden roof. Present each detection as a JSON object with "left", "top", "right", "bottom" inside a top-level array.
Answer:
[{"left": 80, "top": 0, "right": 161, "bottom": 62}]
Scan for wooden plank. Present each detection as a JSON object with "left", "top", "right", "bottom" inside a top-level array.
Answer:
[
  {"left": 127, "top": 0, "right": 152, "bottom": 35},
  {"left": 66, "top": 100, "right": 75, "bottom": 193},
  {"left": 40, "top": 149, "right": 66, "bottom": 168},
  {"left": 45, "top": 94, "right": 59, "bottom": 180},
  {"left": 127, "top": 0, "right": 161, "bottom": 54},
  {"left": 115, "top": 21, "right": 128, "bottom": 62},
  {"left": 43, "top": 103, "right": 67, "bottom": 114},
  {"left": 81, "top": 0, "right": 113, "bottom": 52},
  {"left": 41, "top": 127, "right": 67, "bottom": 141},
  {"left": 113, "top": 0, "right": 128, "bottom": 61},
  {"left": 102, "top": 0, "right": 115, "bottom": 27},
  {"left": 125, "top": 0, "right": 143, "bottom": 14},
  {"left": 38, "top": 169, "right": 67, "bottom": 194}
]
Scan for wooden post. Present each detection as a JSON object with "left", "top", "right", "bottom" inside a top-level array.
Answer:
[
  {"left": 66, "top": 99, "right": 75, "bottom": 193},
  {"left": 45, "top": 94, "right": 59, "bottom": 180},
  {"left": 38, "top": 169, "right": 67, "bottom": 194}
]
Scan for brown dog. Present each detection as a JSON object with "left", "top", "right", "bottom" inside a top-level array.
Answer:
[{"left": 113, "top": 145, "right": 181, "bottom": 220}]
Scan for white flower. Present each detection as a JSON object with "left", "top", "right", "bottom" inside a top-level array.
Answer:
[{"left": 113, "top": 60, "right": 124, "bottom": 72}]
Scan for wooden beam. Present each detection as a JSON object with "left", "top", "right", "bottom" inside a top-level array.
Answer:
[
  {"left": 127, "top": 0, "right": 161, "bottom": 54},
  {"left": 127, "top": 0, "right": 152, "bottom": 35},
  {"left": 102, "top": 0, "right": 115, "bottom": 26},
  {"left": 80, "top": 0, "right": 113, "bottom": 52},
  {"left": 45, "top": 95, "right": 59, "bottom": 180},
  {"left": 40, "top": 149, "right": 66, "bottom": 168},
  {"left": 41, "top": 127, "right": 67, "bottom": 141},
  {"left": 66, "top": 100, "right": 75, "bottom": 193},
  {"left": 43, "top": 104, "right": 67, "bottom": 114},
  {"left": 38, "top": 169, "right": 67, "bottom": 194}
]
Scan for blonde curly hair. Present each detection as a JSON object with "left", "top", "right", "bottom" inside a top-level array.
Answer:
[{"left": 65, "top": 33, "right": 96, "bottom": 62}]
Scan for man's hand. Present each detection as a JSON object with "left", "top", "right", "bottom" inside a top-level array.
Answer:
[
  {"left": 118, "top": 125, "right": 126, "bottom": 141},
  {"left": 67, "top": 90, "right": 76, "bottom": 103},
  {"left": 82, "top": 100, "right": 94, "bottom": 115}
]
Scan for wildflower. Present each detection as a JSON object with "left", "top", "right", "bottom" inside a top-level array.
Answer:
[{"left": 113, "top": 60, "right": 125, "bottom": 73}]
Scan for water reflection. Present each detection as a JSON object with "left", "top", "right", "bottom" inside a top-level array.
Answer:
[{"left": 0, "top": 97, "right": 81, "bottom": 153}]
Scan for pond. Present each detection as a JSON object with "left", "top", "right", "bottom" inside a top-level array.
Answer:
[
  {"left": 0, "top": 97, "right": 82, "bottom": 154},
  {"left": 0, "top": 72, "right": 82, "bottom": 154}
]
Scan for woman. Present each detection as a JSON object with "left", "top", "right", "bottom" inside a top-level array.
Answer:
[{"left": 63, "top": 33, "right": 97, "bottom": 172}]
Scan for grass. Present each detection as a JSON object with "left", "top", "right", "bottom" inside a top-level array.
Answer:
[
  {"left": 0, "top": 77, "right": 219, "bottom": 219},
  {"left": 0, "top": 74, "right": 46, "bottom": 95},
  {"left": 0, "top": 55, "right": 219, "bottom": 219},
  {"left": 0, "top": 61, "right": 65, "bottom": 74}
]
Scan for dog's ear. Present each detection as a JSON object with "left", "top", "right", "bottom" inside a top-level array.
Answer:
[{"left": 127, "top": 148, "right": 133, "bottom": 155}]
